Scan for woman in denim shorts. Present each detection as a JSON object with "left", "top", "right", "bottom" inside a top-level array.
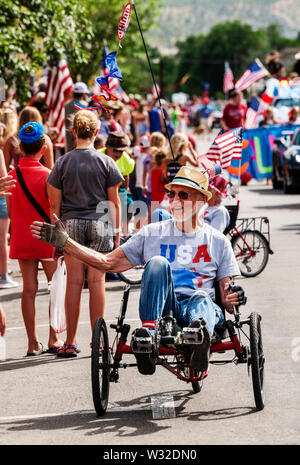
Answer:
[{"left": 47, "top": 110, "right": 123, "bottom": 357}]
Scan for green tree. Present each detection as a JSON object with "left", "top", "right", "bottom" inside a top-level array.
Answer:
[{"left": 0, "top": 0, "right": 93, "bottom": 103}]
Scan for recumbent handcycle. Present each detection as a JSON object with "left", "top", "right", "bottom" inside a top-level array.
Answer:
[{"left": 91, "top": 282, "right": 265, "bottom": 416}]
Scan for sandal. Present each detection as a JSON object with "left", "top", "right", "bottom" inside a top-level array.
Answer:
[
  {"left": 26, "top": 342, "right": 47, "bottom": 357},
  {"left": 56, "top": 343, "right": 81, "bottom": 358}
]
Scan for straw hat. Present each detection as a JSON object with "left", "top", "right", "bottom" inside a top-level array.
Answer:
[{"left": 165, "top": 166, "right": 212, "bottom": 200}]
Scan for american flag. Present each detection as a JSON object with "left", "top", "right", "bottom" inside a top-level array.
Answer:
[
  {"left": 44, "top": 59, "right": 73, "bottom": 148},
  {"left": 235, "top": 59, "right": 269, "bottom": 92},
  {"left": 206, "top": 127, "right": 243, "bottom": 168},
  {"left": 223, "top": 61, "right": 234, "bottom": 94},
  {"left": 245, "top": 96, "right": 265, "bottom": 129}
]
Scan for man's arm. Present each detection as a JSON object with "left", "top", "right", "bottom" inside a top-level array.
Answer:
[{"left": 30, "top": 218, "right": 133, "bottom": 273}]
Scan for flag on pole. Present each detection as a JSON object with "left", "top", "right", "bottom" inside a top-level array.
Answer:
[
  {"left": 235, "top": 59, "right": 269, "bottom": 92},
  {"left": 44, "top": 59, "right": 73, "bottom": 148},
  {"left": 99, "top": 40, "right": 129, "bottom": 102},
  {"left": 245, "top": 96, "right": 265, "bottom": 129},
  {"left": 223, "top": 62, "right": 234, "bottom": 94},
  {"left": 206, "top": 127, "right": 243, "bottom": 168}
]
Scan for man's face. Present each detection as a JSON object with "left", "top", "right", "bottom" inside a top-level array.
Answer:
[{"left": 168, "top": 185, "right": 206, "bottom": 223}]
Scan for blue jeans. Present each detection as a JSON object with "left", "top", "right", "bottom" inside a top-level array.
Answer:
[{"left": 139, "top": 256, "right": 224, "bottom": 336}]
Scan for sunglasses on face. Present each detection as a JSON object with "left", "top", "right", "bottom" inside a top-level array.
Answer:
[{"left": 166, "top": 190, "right": 206, "bottom": 201}]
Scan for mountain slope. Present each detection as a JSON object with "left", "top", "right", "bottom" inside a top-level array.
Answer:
[{"left": 148, "top": 0, "right": 300, "bottom": 53}]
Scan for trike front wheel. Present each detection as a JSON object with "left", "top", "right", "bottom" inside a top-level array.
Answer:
[
  {"left": 91, "top": 317, "right": 110, "bottom": 416},
  {"left": 249, "top": 312, "right": 265, "bottom": 411}
]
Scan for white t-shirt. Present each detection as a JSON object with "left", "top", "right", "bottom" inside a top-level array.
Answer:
[
  {"left": 132, "top": 146, "right": 147, "bottom": 188},
  {"left": 121, "top": 219, "right": 240, "bottom": 300}
]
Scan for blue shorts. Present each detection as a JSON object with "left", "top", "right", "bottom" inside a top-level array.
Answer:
[{"left": 0, "top": 197, "right": 8, "bottom": 219}]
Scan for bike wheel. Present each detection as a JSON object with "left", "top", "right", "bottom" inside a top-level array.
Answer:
[
  {"left": 118, "top": 266, "right": 144, "bottom": 285},
  {"left": 191, "top": 369, "right": 203, "bottom": 394},
  {"left": 249, "top": 312, "right": 265, "bottom": 411},
  {"left": 231, "top": 230, "right": 269, "bottom": 277},
  {"left": 91, "top": 318, "right": 110, "bottom": 416}
]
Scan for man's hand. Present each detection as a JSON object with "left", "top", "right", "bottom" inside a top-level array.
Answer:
[
  {"left": 221, "top": 281, "right": 247, "bottom": 314},
  {"left": 31, "top": 214, "right": 69, "bottom": 248}
]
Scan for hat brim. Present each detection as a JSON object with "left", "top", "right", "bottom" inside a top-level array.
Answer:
[{"left": 165, "top": 179, "right": 212, "bottom": 200}]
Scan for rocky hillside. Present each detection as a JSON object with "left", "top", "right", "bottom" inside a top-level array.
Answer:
[{"left": 148, "top": 0, "right": 300, "bottom": 53}]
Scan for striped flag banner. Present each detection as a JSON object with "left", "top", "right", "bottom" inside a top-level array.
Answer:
[
  {"left": 245, "top": 96, "right": 265, "bottom": 129},
  {"left": 45, "top": 59, "right": 73, "bottom": 148},
  {"left": 206, "top": 127, "right": 243, "bottom": 168},
  {"left": 235, "top": 58, "right": 269, "bottom": 92},
  {"left": 223, "top": 61, "right": 234, "bottom": 94}
]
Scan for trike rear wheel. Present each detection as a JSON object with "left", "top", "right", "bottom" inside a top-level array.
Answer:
[
  {"left": 231, "top": 230, "right": 269, "bottom": 277},
  {"left": 91, "top": 318, "right": 110, "bottom": 416},
  {"left": 249, "top": 312, "right": 265, "bottom": 411}
]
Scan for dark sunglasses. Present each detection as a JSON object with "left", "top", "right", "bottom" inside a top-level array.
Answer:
[{"left": 166, "top": 190, "right": 191, "bottom": 200}]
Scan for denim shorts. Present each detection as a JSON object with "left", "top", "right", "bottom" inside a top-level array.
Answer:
[
  {"left": 64, "top": 218, "right": 114, "bottom": 252},
  {"left": 0, "top": 197, "right": 8, "bottom": 219}
]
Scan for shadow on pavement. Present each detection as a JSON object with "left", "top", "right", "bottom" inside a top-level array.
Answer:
[
  {"left": 0, "top": 288, "right": 49, "bottom": 303},
  {"left": 0, "top": 390, "right": 256, "bottom": 439},
  {"left": 278, "top": 224, "right": 300, "bottom": 234},
  {"left": 254, "top": 203, "right": 300, "bottom": 210},
  {"left": 0, "top": 355, "right": 90, "bottom": 372}
]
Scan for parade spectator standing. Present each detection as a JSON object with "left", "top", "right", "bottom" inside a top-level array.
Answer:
[
  {"left": 222, "top": 90, "right": 247, "bottom": 130},
  {"left": 166, "top": 132, "right": 199, "bottom": 182},
  {"left": 151, "top": 149, "right": 168, "bottom": 204},
  {"left": 148, "top": 101, "right": 163, "bottom": 133},
  {"left": 100, "top": 132, "right": 135, "bottom": 235},
  {"left": 64, "top": 82, "right": 89, "bottom": 152},
  {"left": 132, "top": 101, "right": 149, "bottom": 145},
  {"left": 47, "top": 112, "right": 123, "bottom": 357},
  {"left": 6, "top": 122, "right": 61, "bottom": 354},
  {"left": 4, "top": 106, "right": 54, "bottom": 170}
]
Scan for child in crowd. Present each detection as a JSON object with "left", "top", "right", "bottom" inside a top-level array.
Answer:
[
  {"left": 151, "top": 149, "right": 168, "bottom": 204},
  {"left": 6, "top": 122, "right": 62, "bottom": 356},
  {"left": 94, "top": 134, "right": 107, "bottom": 150}
]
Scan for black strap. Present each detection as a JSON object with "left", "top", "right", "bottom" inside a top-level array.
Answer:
[{"left": 16, "top": 166, "right": 51, "bottom": 223}]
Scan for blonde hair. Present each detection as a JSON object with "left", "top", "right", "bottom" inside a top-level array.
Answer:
[
  {"left": 150, "top": 131, "right": 165, "bottom": 149},
  {"left": 0, "top": 109, "right": 18, "bottom": 143},
  {"left": 167, "top": 132, "right": 188, "bottom": 159},
  {"left": 72, "top": 110, "right": 99, "bottom": 139},
  {"left": 18, "top": 106, "right": 43, "bottom": 132}
]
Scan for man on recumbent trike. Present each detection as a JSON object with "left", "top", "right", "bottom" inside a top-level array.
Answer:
[{"left": 31, "top": 166, "right": 245, "bottom": 376}]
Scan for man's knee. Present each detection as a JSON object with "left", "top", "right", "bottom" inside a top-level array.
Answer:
[{"left": 144, "top": 256, "right": 170, "bottom": 273}]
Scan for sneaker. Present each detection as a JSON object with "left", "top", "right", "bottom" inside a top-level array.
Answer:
[
  {"left": 189, "top": 319, "right": 211, "bottom": 373},
  {"left": 0, "top": 276, "right": 18, "bottom": 289},
  {"left": 131, "top": 327, "right": 156, "bottom": 375}
]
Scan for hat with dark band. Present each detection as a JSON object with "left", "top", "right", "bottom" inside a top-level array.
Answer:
[
  {"left": 18, "top": 122, "right": 44, "bottom": 143},
  {"left": 165, "top": 166, "right": 212, "bottom": 200},
  {"left": 106, "top": 131, "right": 128, "bottom": 150}
]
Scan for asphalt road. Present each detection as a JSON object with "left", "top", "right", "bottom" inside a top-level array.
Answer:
[{"left": 0, "top": 138, "right": 300, "bottom": 446}]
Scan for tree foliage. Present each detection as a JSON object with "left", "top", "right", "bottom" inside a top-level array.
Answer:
[
  {"left": 0, "top": 0, "right": 93, "bottom": 103},
  {"left": 168, "top": 21, "right": 300, "bottom": 97}
]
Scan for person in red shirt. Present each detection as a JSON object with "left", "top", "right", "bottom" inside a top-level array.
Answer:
[
  {"left": 222, "top": 90, "right": 247, "bottom": 129},
  {"left": 6, "top": 122, "right": 62, "bottom": 356},
  {"left": 151, "top": 149, "right": 168, "bottom": 204}
]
